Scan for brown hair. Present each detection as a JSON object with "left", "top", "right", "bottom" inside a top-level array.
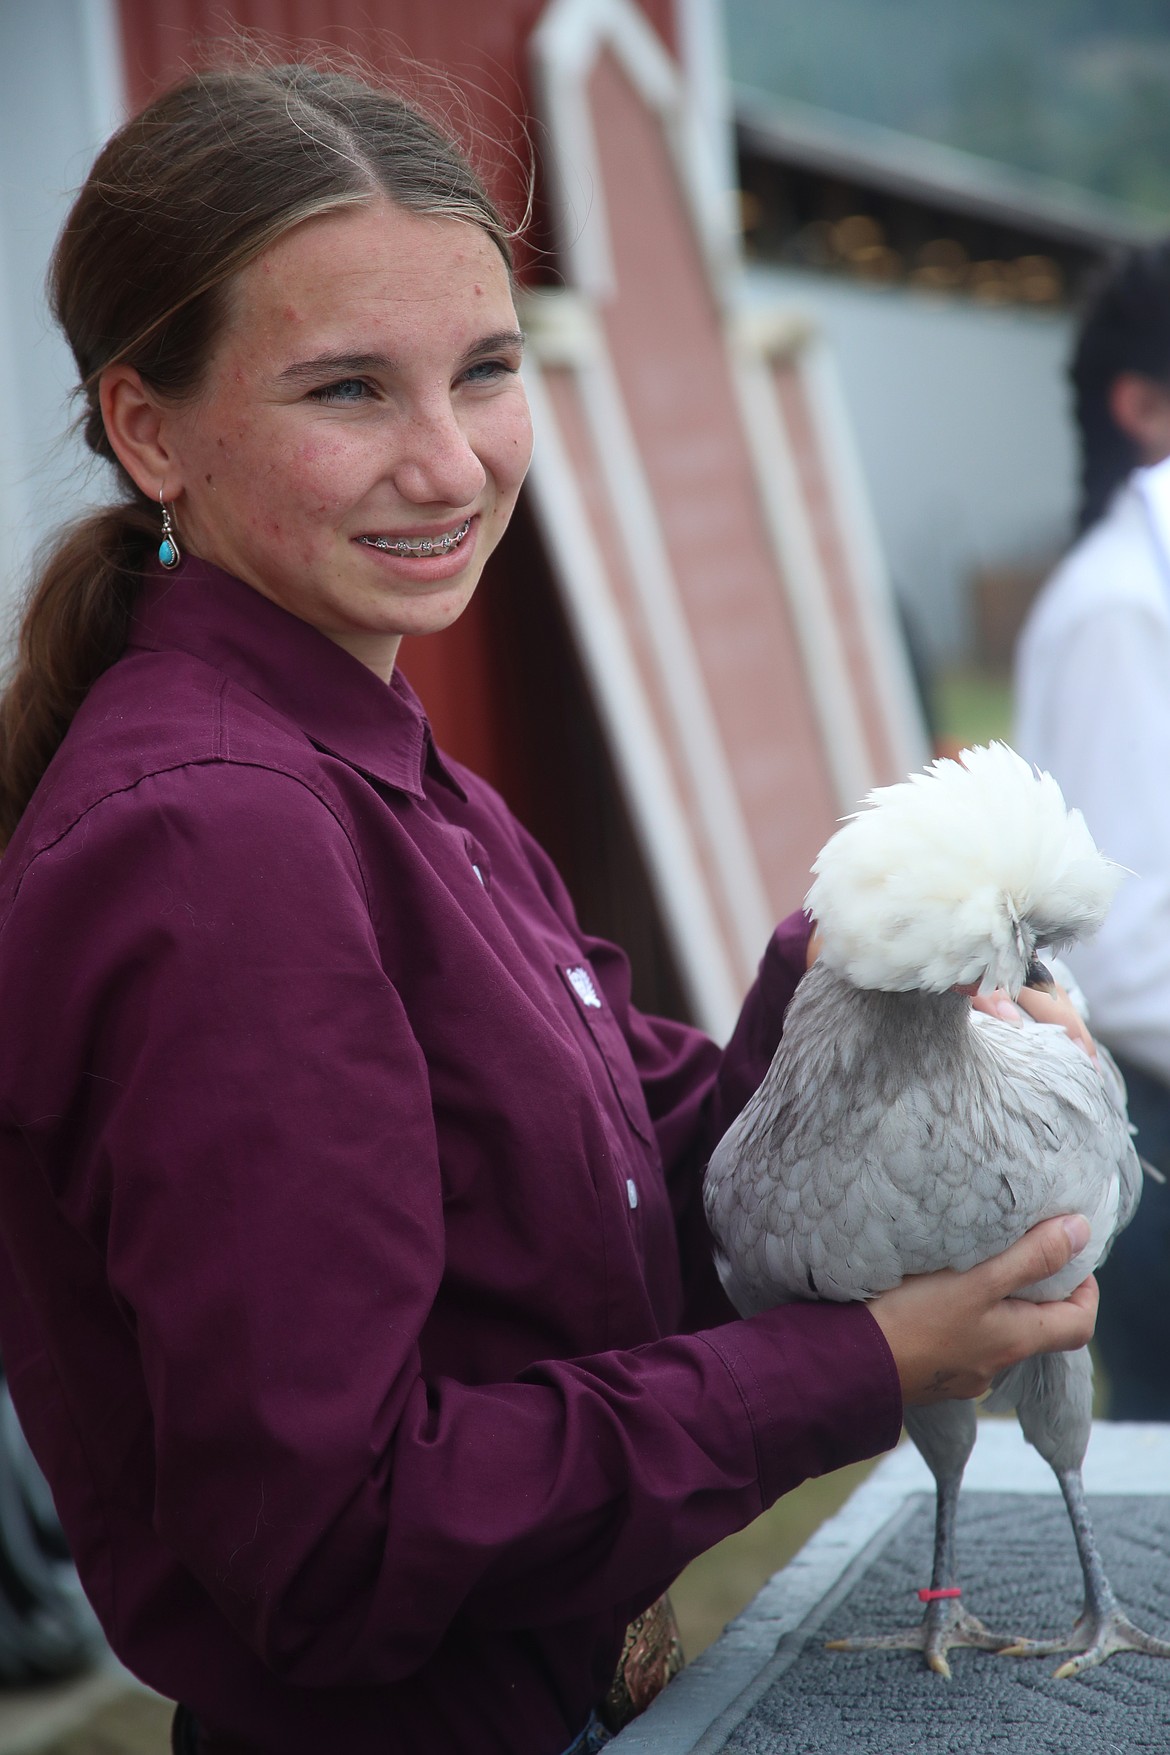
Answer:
[
  {"left": 1070, "top": 240, "right": 1170, "bottom": 534},
  {"left": 0, "top": 62, "right": 514, "bottom": 848}
]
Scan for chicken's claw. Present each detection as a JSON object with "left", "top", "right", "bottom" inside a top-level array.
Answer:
[
  {"left": 1000, "top": 1606, "right": 1170, "bottom": 1678},
  {"left": 826, "top": 1596, "right": 1023, "bottom": 1678}
]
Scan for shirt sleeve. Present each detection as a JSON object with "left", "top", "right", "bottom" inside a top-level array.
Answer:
[
  {"left": 1015, "top": 599, "right": 1170, "bottom": 1081},
  {"left": 3, "top": 764, "right": 898, "bottom": 1688}
]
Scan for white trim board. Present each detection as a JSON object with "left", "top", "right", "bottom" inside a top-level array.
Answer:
[
  {"left": 521, "top": 288, "right": 775, "bottom": 977},
  {"left": 725, "top": 310, "right": 876, "bottom": 813},
  {"left": 523, "top": 353, "right": 744, "bottom": 1039},
  {"left": 530, "top": 0, "right": 737, "bottom": 301},
  {"left": 797, "top": 335, "right": 931, "bottom": 774}
]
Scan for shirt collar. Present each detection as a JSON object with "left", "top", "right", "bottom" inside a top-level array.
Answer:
[{"left": 126, "top": 556, "right": 466, "bottom": 801}]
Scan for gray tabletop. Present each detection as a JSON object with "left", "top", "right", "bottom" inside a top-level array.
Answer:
[{"left": 613, "top": 1423, "right": 1170, "bottom": 1755}]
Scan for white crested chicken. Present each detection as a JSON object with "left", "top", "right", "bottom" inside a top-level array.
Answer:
[{"left": 704, "top": 742, "right": 1167, "bottom": 1678}]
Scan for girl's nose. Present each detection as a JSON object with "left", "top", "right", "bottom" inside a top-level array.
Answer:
[{"left": 393, "top": 403, "right": 486, "bottom": 508}]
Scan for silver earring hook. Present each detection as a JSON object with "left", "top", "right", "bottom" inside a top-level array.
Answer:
[{"left": 158, "top": 488, "right": 181, "bottom": 571}]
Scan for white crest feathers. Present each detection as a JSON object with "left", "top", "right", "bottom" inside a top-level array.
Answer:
[{"left": 805, "top": 742, "right": 1122, "bottom": 994}]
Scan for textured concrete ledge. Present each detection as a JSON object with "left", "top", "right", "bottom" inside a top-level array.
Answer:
[{"left": 613, "top": 1422, "right": 1170, "bottom": 1754}]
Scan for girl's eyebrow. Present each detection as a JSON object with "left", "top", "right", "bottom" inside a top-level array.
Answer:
[
  {"left": 275, "top": 330, "right": 526, "bottom": 388},
  {"left": 277, "top": 351, "right": 390, "bottom": 386},
  {"left": 464, "top": 328, "right": 526, "bottom": 360}
]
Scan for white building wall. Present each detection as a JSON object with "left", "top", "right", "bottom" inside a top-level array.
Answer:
[
  {"left": 0, "top": 0, "right": 125, "bottom": 644},
  {"left": 743, "top": 263, "right": 1078, "bottom": 669}
]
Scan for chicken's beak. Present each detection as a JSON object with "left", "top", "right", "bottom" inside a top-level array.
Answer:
[{"left": 1025, "top": 956, "right": 1056, "bottom": 992}]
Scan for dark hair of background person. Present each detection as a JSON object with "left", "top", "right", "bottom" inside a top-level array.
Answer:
[
  {"left": 1070, "top": 238, "right": 1170, "bottom": 537},
  {"left": 0, "top": 61, "right": 514, "bottom": 851}
]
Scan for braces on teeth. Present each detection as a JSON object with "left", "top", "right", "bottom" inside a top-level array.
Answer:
[{"left": 360, "top": 519, "right": 471, "bottom": 557}]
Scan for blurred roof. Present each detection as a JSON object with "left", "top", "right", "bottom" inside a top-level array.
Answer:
[{"left": 735, "top": 88, "right": 1164, "bottom": 254}]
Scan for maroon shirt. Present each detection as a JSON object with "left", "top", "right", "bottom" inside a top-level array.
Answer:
[{"left": 0, "top": 562, "right": 900, "bottom": 1753}]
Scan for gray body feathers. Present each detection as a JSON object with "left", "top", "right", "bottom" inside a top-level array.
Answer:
[{"left": 705, "top": 961, "right": 1139, "bottom": 1322}]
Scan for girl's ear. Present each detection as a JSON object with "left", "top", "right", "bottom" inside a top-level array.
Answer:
[
  {"left": 1108, "top": 371, "right": 1170, "bottom": 468},
  {"left": 98, "top": 366, "right": 182, "bottom": 499}
]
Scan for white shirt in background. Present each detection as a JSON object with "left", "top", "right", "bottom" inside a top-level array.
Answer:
[{"left": 1014, "top": 459, "right": 1170, "bottom": 1086}]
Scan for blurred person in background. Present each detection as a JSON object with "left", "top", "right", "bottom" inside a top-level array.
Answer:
[{"left": 1015, "top": 241, "right": 1170, "bottom": 1420}]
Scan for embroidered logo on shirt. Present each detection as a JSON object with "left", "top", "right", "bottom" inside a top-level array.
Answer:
[{"left": 566, "top": 965, "right": 602, "bottom": 1008}]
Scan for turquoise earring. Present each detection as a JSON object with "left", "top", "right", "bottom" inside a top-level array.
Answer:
[{"left": 158, "top": 492, "right": 181, "bottom": 570}]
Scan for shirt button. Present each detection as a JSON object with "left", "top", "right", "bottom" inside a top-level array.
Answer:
[{"left": 626, "top": 1179, "right": 639, "bottom": 1210}]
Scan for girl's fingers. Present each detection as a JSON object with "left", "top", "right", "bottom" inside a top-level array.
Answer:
[{"left": 1011, "top": 982, "right": 1099, "bottom": 1061}]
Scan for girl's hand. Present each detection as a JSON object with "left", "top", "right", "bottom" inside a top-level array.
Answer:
[
  {"left": 972, "top": 981, "right": 1098, "bottom": 1063},
  {"left": 868, "top": 1215, "right": 1098, "bottom": 1405}
]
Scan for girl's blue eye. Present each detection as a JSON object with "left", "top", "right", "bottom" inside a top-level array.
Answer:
[
  {"left": 464, "top": 359, "right": 516, "bottom": 385},
  {"left": 311, "top": 378, "right": 371, "bottom": 404}
]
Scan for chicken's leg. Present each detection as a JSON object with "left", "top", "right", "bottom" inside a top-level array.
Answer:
[
  {"left": 827, "top": 1399, "right": 1023, "bottom": 1677},
  {"left": 997, "top": 1347, "right": 1170, "bottom": 1675}
]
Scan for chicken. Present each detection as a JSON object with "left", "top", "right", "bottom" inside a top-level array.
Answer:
[{"left": 704, "top": 742, "right": 1169, "bottom": 1679}]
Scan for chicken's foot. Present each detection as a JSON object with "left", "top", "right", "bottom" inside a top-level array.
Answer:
[
  {"left": 827, "top": 1595, "right": 1019, "bottom": 1680},
  {"left": 999, "top": 1467, "right": 1170, "bottom": 1677},
  {"left": 827, "top": 1421, "right": 1024, "bottom": 1678}
]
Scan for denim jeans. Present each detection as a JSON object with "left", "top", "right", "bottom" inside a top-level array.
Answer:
[
  {"left": 171, "top": 1705, "right": 199, "bottom": 1755},
  {"left": 560, "top": 1710, "right": 614, "bottom": 1755}
]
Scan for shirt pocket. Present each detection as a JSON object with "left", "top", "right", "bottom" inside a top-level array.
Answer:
[{"left": 557, "top": 962, "right": 656, "bottom": 1149}]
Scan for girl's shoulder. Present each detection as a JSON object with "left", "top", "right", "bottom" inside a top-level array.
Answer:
[
  {"left": 1023, "top": 487, "right": 1169, "bottom": 655},
  {"left": 2, "top": 645, "right": 352, "bottom": 896}
]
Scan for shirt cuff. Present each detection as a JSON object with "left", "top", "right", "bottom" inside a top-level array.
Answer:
[{"left": 697, "top": 1300, "right": 903, "bottom": 1508}]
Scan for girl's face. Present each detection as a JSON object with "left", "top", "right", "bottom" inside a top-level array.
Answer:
[{"left": 159, "top": 199, "right": 532, "bottom": 679}]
